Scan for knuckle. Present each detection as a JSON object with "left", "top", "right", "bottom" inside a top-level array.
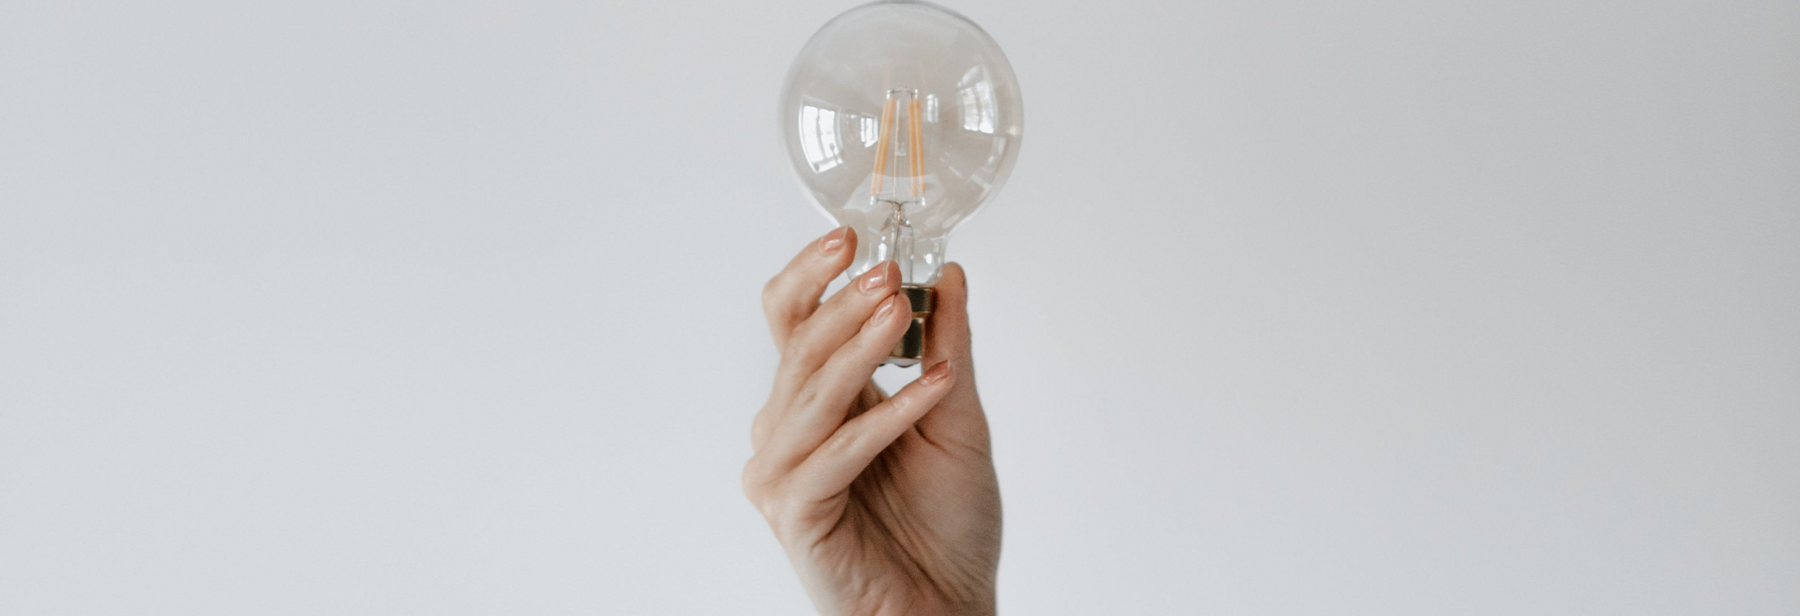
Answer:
[
  {"left": 852, "top": 323, "right": 894, "bottom": 355},
  {"left": 879, "top": 394, "right": 909, "bottom": 417},
  {"left": 792, "top": 383, "right": 824, "bottom": 413},
  {"left": 817, "top": 429, "right": 858, "bottom": 459},
  {"left": 754, "top": 484, "right": 799, "bottom": 522},
  {"left": 740, "top": 459, "right": 771, "bottom": 502},
  {"left": 773, "top": 361, "right": 805, "bottom": 391},
  {"left": 780, "top": 326, "right": 810, "bottom": 358},
  {"left": 750, "top": 415, "right": 769, "bottom": 447},
  {"left": 769, "top": 494, "right": 816, "bottom": 532},
  {"left": 760, "top": 276, "right": 785, "bottom": 312}
]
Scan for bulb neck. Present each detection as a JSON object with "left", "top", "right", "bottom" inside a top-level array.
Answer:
[
  {"left": 886, "top": 285, "right": 935, "bottom": 367},
  {"left": 856, "top": 203, "right": 946, "bottom": 286}
]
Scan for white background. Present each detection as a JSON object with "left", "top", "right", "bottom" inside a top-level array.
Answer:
[{"left": 3, "top": 1, "right": 1797, "bottom": 614}]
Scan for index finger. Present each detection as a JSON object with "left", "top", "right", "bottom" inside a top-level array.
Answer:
[{"left": 762, "top": 226, "right": 856, "bottom": 348}]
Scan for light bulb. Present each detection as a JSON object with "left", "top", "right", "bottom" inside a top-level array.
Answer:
[{"left": 779, "top": 0, "right": 1024, "bottom": 366}]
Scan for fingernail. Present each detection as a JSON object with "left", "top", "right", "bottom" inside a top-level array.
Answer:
[
  {"left": 817, "top": 227, "right": 848, "bottom": 254},
  {"left": 921, "top": 360, "right": 953, "bottom": 384},
  {"left": 859, "top": 262, "right": 891, "bottom": 293},
  {"left": 874, "top": 294, "right": 900, "bottom": 319}
]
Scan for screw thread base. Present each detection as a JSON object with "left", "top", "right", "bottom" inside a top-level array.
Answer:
[{"left": 885, "top": 285, "right": 936, "bottom": 367}]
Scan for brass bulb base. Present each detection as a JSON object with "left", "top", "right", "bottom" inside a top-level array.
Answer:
[{"left": 885, "top": 285, "right": 936, "bottom": 367}]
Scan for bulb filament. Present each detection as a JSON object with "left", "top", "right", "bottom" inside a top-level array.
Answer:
[
  {"left": 869, "top": 88, "right": 927, "bottom": 282},
  {"left": 869, "top": 88, "right": 925, "bottom": 205}
]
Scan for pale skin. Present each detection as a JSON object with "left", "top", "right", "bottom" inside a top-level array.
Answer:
[{"left": 743, "top": 226, "right": 1002, "bottom": 616}]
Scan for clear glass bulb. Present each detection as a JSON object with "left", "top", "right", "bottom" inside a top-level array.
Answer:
[{"left": 779, "top": 0, "right": 1024, "bottom": 287}]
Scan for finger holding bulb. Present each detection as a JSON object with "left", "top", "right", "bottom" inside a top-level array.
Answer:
[
  {"left": 759, "top": 284, "right": 915, "bottom": 474},
  {"left": 746, "top": 227, "right": 999, "bottom": 616}
]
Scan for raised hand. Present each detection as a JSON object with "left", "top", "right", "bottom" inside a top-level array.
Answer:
[{"left": 743, "top": 227, "right": 1001, "bottom": 616}]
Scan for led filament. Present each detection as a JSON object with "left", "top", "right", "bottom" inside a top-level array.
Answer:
[
  {"left": 869, "top": 88, "right": 926, "bottom": 206},
  {"left": 778, "top": 0, "right": 1023, "bottom": 363}
]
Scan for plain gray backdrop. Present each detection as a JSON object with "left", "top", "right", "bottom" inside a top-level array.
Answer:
[{"left": 2, "top": 0, "right": 1796, "bottom": 614}]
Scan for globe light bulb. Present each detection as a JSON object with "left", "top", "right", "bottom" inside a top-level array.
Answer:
[{"left": 779, "top": 0, "right": 1024, "bottom": 366}]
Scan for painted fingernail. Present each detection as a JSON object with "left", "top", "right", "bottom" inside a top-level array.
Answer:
[
  {"left": 817, "top": 227, "right": 848, "bottom": 254},
  {"left": 859, "top": 262, "right": 891, "bottom": 293},
  {"left": 921, "top": 360, "right": 953, "bottom": 384},
  {"left": 874, "top": 294, "right": 900, "bottom": 320}
]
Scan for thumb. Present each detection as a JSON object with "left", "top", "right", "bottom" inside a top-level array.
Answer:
[
  {"left": 926, "top": 262, "right": 973, "bottom": 365},
  {"left": 916, "top": 262, "right": 989, "bottom": 446}
]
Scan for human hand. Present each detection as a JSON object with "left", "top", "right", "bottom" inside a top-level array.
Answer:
[{"left": 743, "top": 227, "right": 1001, "bottom": 616}]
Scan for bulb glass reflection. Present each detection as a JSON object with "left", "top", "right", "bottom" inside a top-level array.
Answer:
[{"left": 780, "top": 0, "right": 1023, "bottom": 286}]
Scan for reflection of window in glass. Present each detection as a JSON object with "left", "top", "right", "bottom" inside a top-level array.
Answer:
[
  {"left": 957, "top": 67, "right": 996, "bottom": 134},
  {"left": 858, "top": 115, "right": 878, "bottom": 147},
  {"left": 800, "top": 104, "right": 843, "bottom": 172}
]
